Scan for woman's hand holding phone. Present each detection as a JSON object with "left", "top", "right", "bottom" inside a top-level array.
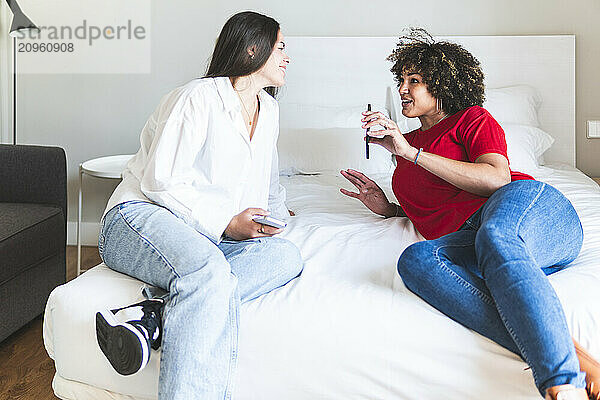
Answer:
[
  {"left": 361, "top": 111, "right": 416, "bottom": 160},
  {"left": 225, "top": 208, "right": 283, "bottom": 240}
]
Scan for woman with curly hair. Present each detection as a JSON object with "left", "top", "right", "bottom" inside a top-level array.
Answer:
[{"left": 340, "top": 28, "right": 599, "bottom": 400}]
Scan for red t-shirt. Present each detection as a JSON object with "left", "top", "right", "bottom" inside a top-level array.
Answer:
[{"left": 392, "top": 106, "right": 533, "bottom": 240}]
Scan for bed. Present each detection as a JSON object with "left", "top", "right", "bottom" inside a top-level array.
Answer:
[{"left": 43, "top": 35, "right": 600, "bottom": 399}]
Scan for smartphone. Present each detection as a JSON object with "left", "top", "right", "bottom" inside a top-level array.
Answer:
[
  {"left": 365, "top": 103, "right": 372, "bottom": 159},
  {"left": 252, "top": 215, "right": 287, "bottom": 229}
]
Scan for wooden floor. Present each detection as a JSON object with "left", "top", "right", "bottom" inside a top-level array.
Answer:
[{"left": 0, "top": 246, "right": 102, "bottom": 400}]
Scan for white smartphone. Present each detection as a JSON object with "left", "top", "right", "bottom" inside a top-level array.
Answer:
[{"left": 252, "top": 215, "right": 287, "bottom": 229}]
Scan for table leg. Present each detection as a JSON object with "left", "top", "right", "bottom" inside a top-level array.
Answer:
[{"left": 77, "top": 164, "right": 82, "bottom": 276}]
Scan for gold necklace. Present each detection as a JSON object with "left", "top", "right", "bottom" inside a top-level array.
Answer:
[{"left": 235, "top": 90, "right": 257, "bottom": 127}]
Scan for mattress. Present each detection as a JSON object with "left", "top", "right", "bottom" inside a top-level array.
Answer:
[{"left": 43, "top": 164, "right": 600, "bottom": 399}]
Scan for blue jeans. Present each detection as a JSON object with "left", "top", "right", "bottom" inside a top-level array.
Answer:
[
  {"left": 98, "top": 201, "right": 303, "bottom": 400},
  {"left": 397, "top": 180, "right": 585, "bottom": 395}
]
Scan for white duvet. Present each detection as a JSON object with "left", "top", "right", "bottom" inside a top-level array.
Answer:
[{"left": 44, "top": 164, "right": 600, "bottom": 400}]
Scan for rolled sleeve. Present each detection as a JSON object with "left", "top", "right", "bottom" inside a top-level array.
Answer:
[
  {"left": 267, "top": 145, "right": 288, "bottom": 220},
  {"left": 460, "top": 108, "right": 508, "bottom": 162}
]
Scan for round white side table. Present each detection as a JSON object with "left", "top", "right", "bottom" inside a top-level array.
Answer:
[{"left": 77, "top": 154, "right": 134, "bottom": 276}]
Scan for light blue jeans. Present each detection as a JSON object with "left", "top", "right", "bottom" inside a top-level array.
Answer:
[
  {"left": 397, "top": 180, "right": 585, "bottom": 396},
  {"left": 98, "top": 200, "right": 303, "bottom": 400}
]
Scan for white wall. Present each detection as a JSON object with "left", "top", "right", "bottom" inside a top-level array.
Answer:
[
  {"left": 3, "top": 0, "right": 600, "bottom": 244},
  {"left": 0, "top": 8, "right": 11, "bottom": 144}
]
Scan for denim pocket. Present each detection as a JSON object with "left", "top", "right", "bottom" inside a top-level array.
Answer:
[{"left": 462, "top": 206, "right": 483, "bottom": 231}]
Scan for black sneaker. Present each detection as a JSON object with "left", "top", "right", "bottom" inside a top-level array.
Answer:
[{"left": 95, "top": 299, "right": 163, "bottom": 375}]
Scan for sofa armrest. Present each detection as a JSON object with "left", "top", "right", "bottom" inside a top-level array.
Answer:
[{"left": 0, "top": 144, "right": 67, "bottom": 221}]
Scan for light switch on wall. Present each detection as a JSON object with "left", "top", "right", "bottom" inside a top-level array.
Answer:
[{"left": 587, "top": 120, "right": 600, "bottom": 138}]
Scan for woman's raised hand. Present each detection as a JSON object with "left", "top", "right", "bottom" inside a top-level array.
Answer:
[
  {"left": 361, "top": 111, "right": 416, "bottom": 160},
  {"left": 340, "top": 169, "right": 396, "bottom": 217},
  {"left": 224, "top": 208, "right": 283, "bottom": 240}
]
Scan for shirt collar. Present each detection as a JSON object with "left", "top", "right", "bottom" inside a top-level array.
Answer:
[{"left": 214, "top": 77, "right": 240, "bottom": 114}]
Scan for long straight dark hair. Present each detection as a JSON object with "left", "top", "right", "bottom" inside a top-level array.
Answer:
[{"left": 205, "top": 11, "right": 280, "bottom": 97}]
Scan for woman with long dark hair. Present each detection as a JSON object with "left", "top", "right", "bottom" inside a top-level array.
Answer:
[{"left": 94, "top": 11, "right": 302, "bottom": 400}]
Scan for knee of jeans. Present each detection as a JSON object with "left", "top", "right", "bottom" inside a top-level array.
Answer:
[
  {"left": 267, "top": 238, "right": 304, "bottom": 278},
  {"left": 574, "top": 219, "right": 584, "bottom": 255},
  {"left": 475, "top": 222, "right": 507, "bottom": 250},
  {"left": 174, "top": 255, "right": 233, "bottom": 295},
  {"left": 397, "top": 241, "right": 431, "bottom": 289},
  {"left": 560, "top": 218, "right": 584, "bottom": 266}
]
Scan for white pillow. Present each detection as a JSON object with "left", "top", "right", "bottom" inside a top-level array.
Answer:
[
  {"left": 484, "top": 85, "right": 542, "bottom": 127},
  {"left": 280, "top": 103, "right": 389, "bottom": 130},
  {"left": 277, "top": 127, "right": 394, "bottom": 176},
  {"left": 502, "top": 124, "right": 554, "bottom": 173}
]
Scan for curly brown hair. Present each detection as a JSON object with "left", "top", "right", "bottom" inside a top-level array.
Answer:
[{"left": 387, "top": 28, "right": 485, "bottom": 115}]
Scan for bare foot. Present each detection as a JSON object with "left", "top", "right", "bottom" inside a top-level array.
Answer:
[
  {"left": 573, "top": 338, "right": 600, "bottom": 399},
  {"left": 545, "top": 384, "right": 588, "bottom": 400}
]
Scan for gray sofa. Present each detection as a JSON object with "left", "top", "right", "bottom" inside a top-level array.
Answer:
[{"left": 0, "top": 144, "right": 66, "bottom": 342}]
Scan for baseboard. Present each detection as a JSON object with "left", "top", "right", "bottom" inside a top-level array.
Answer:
[{"left": 67, "top": 221, "right": 101, "bottom": 246}]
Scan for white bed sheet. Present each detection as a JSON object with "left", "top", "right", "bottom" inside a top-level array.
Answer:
[{"left": 44, "top": 165, "right": 600, "bottom": 400}]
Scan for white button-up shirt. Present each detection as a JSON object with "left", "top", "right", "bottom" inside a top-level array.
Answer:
[{"left": 104, "top": 77, "right": 287, "bottom": 243}]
